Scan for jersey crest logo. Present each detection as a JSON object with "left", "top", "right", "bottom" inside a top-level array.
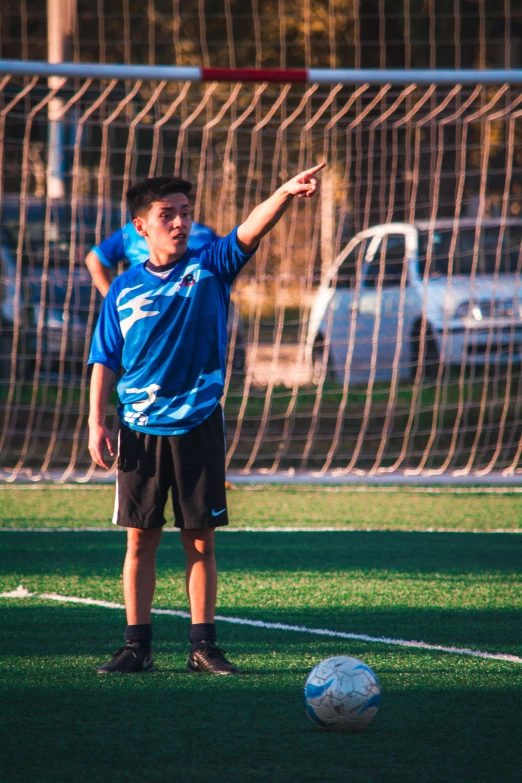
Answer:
[{"left": 173, "top": 263, "right": 213, "bottom": 298}]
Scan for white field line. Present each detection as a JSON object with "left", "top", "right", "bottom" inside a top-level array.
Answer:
[
  {"left": 0, "top": 526, "right": 521, "bottom": 534},
  {"left": 1, "top": 585, "right": 521, "bottom": 665},
  {"left": 1, "top": 484, "right": 522, "bottom": 494},
  {"left": 1, "top": 469, "right": 522, "bottom": 486}
]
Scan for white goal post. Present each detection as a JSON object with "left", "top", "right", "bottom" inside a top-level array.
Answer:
[{"left": 1, "top": 62, "right": 522, "bottom": 483}]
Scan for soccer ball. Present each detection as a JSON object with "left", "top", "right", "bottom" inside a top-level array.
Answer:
[{"left": 303, "top": 655, "right": 381, "bottom": 732}]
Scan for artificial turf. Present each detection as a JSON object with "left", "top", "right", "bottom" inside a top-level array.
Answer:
[
  {"left": 0, "top": 486, "right": 521, "bottom": 782},
  {"left": 1, "top": 484, "right": 521, "bottom": 530}
]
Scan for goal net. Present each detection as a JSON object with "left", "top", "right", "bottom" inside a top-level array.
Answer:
[{"left": 1, "top": 69, "right": 522, "bottom": 481}]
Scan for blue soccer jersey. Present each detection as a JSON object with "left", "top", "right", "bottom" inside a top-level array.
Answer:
[
  {"left": 88, "top": 228, "right": 255, "bottom": 435},
  {"left": 91, "top": 221, "right": 219, "bottom": 268}
]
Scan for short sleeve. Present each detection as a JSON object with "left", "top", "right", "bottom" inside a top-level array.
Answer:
[
  {"left": 189, "top": 222, "right": 220, "bottom": 250},
  {"left": 204, "top": 227, "right": 257, "bottom": 285},
  {"left": 88, "top": 286, "right": 124, "bottom": 373},
  {"left": 91, "top": 227, "right": 126, "bottom": 268}
]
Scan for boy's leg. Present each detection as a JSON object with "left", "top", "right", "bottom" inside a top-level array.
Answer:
[
  {"left": 181, "top": 527, "right": 240, "bottom": 675},
  {"left": 98, "top": 528, "right": 163, "bottom": 674},
  {"left": 123, "top": 527, "right": 163, "bottom": 624},
  {"left": 98, "top": 425, "right": 169, "bottom": 674},
  {"left": 170, "top": 405, "right": 240, "bottom": 674},
  {"left": 180, "top": 528, "right": 217, "bottom": 624}
]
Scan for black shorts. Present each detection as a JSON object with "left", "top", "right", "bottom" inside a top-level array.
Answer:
[{"left": 113, "top": 404, "right": 229, "bottom": 530}]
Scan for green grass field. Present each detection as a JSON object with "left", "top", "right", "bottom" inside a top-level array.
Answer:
[{"left": 1, "top": 486, "right": 521, "bottom": 782}]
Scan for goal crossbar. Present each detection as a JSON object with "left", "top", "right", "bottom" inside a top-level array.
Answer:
[{"left": 1, "top": 60, "right": 522, "bottom": 86}]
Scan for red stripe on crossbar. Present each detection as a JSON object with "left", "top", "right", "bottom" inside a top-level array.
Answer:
[{"left": 202, "top": 67, "right": 308, "bottom": 83}]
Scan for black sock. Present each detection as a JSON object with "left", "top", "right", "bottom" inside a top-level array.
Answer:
[
  {"left": 125, "top": 624, "right": 153, "bottom": 654},
  {"left": 189, "top": 623, "right": 216, "bottom": 652}
]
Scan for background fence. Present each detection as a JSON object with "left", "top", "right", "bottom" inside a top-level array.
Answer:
[
  {"left": 1, "top": 1, "right": 522, "bottom": 480},
  {"left": 1, "top": 67, "right": 522, "bottom": 480}
]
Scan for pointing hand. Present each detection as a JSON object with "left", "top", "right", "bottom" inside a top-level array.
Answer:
[{"left": 284, "top": 162, "right": 326, "bottom": 198}]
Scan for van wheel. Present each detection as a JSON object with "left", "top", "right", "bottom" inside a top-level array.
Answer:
[
  {"left": 312, "top": 337, "right": 335, "bottom": 384},
  {"left": 411, "top": 323, "right": 440, "bottom": 380}
]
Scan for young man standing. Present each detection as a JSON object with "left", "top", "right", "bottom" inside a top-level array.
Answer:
[{"left": 88, "top": 164, "right": 324, "bottom": 674}]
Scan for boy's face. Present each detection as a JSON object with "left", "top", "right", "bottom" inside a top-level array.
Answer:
[{"left": 133, "top": 192, "right": 192, "bottom": 261}]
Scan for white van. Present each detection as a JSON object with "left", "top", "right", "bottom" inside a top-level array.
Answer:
[{"left": 306, "top": 219, "right": 522, "bottom": 383}]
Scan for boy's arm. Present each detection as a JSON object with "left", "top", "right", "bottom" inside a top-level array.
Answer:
[
  {"left": 236, "top": 162, "right": 325, "bottom": 253},
  {"left": 85, "top": 251, "right": 112, "bottom": 298},
  {"left": 88, "top": 363, "right": 117, "bottom": 469},
  {"left": 85, "top": 226, "right": 128, "bottom": 297}
]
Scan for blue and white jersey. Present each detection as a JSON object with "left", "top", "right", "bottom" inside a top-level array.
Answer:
[
  {"left": 91, "top": 221, "right": 220, "bottom": 268},
  {"left": 88, "top": 228, "right": 255, "bottom": 435}
]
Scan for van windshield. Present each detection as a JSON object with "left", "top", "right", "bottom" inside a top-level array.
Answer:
[{"left": 418, "top": 226, "right": 522, "bottom": 276}]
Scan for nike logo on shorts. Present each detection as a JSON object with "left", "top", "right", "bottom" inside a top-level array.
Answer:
[{"left": 211, "top": 508, "right": 227, "bottom": 517}]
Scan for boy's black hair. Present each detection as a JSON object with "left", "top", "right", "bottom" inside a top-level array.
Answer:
[{"left": 126, "top": 176, "right": 193, "bottom": 219}]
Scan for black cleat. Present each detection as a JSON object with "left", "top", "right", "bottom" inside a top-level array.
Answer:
[
  {"left": 187, "top": 642, "right": 241, "bottom": 675},
  {"left": 97, "top": 643, "right": 155, "bottom": 674}
]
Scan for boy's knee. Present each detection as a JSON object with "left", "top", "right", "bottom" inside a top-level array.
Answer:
[
  {"left": 126, "top": 528, "right": 162, "bottom": 559},
  {"left": 181, "top": 529, "right": 215, "bottom": 558}
]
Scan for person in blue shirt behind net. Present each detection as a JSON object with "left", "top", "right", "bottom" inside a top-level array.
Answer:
[
  {"left": 88, "top": 165, "right": 324, "bottom": 675},
  {"left": 85, "top": 217, "right": 219, "bottom": 297}
]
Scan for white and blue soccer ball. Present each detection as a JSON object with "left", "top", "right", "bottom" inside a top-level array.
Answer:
[{"left": 303, "top": 655, "right": 381, "bottom": 732}]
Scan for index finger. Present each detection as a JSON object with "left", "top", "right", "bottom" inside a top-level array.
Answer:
[{"left": 302, "top": 162, "right": 326, "bottom": 178}]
